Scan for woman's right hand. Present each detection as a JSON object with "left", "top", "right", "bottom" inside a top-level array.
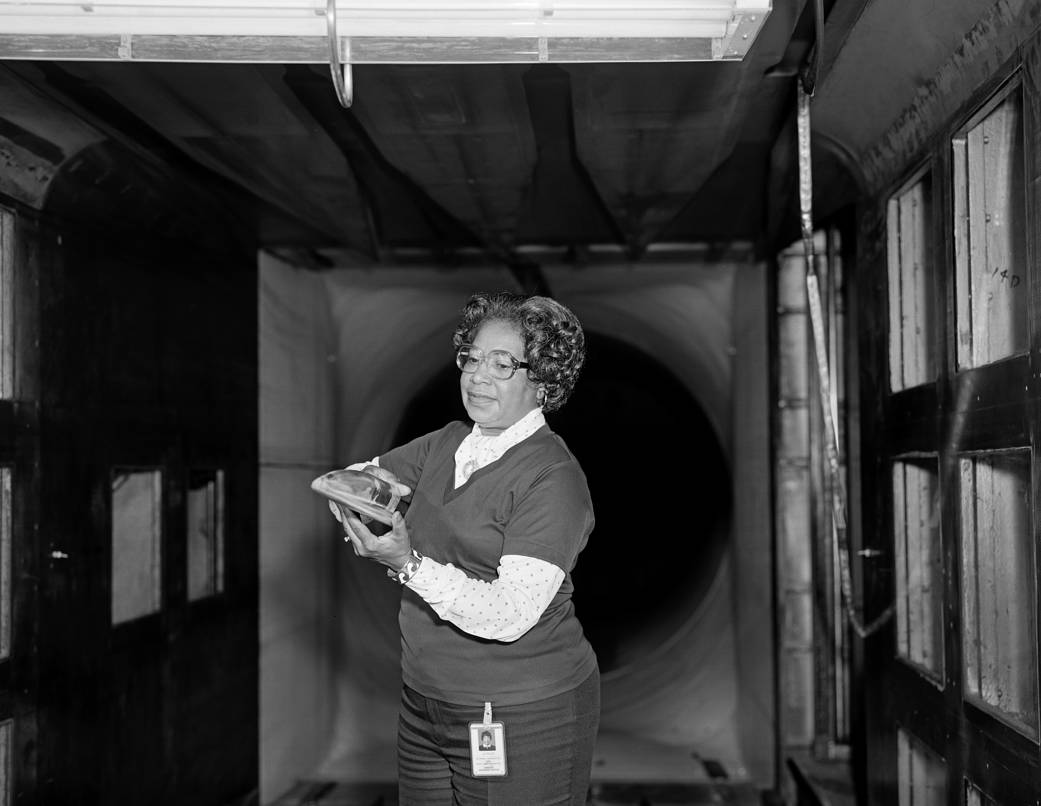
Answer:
[{"left": 341, "top": 509, "right": 413, "bottom": 571}]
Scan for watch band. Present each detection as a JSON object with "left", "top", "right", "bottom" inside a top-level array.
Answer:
[{"left": 387, "top": 549, "right": 423, "bottom": 585}]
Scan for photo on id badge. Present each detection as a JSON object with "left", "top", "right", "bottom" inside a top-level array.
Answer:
[{"left": 468, "top": 721, "right": 507, "bottom": 776}]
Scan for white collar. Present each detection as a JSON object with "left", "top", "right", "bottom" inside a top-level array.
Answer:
[
  {"left": 469, "top": 406, "right": 545, "bottom": 443},
  {"left": 454, "top": 408, "right": 546, "bottom": 486}
]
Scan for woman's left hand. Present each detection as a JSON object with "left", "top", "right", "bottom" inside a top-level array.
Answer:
[{"left": 341, "top": 509, "right": 413, "bottom": 571}]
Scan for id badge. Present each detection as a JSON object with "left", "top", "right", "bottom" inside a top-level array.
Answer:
[{"left": 469, "top": 702, "right": 507, "bottom": 777}]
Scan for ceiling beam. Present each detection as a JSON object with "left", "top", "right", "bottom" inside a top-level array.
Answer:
[
  {"left": 6, "top": 62, "right": 354, "bottom": 249},
  {"left": 514, "top": 65, "right": 625, "bottom": 252},
  {"left": 283, "top": 64, "right": 561, "bottom": 288},
  {"left": 283, "top": 65, "right": 487, "bottom": 258}
]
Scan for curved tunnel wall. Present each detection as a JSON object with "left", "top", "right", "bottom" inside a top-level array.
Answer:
[{"left": 263, "top": 257, "right": 775, "bottom": 787}]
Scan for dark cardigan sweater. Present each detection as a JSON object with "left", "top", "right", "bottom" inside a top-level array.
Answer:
[{"left": 381, "top": 420, "right": 597, "bottom": 706}]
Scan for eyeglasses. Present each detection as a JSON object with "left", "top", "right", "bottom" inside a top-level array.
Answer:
[{"left": 455, "top": 344, "right": 530, "bottom": 380}]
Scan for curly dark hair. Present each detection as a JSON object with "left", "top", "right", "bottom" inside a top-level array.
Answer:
[{"left": 452, "top": 291, "right": 586, "bottom": 413}]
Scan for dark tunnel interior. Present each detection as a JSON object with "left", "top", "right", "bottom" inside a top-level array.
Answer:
[{"left": 393, "top": 331, "right": 733, "bottom": 674}]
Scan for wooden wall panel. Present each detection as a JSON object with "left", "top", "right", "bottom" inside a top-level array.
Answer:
[
  {"left": 858, "top": 1, "right": 1041, "bottom": 196},
  {"left": 851, "top": 199, "right": 899, "bottom": 806},
  {"left": 32, "top": 214, "right": 257, "bottom": 803},
  {"left": 853, "top": 12, "right": 1041, "bottom": 806},
  {"left": 2, "top": 208, "right": 47, "bottom": 806}
]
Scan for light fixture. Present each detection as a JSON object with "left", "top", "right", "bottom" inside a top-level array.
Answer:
[{"left": 0, "top": 1, "right": 771, "bottom": 63}]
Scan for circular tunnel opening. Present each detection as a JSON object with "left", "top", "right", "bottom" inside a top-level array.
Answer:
[{"left": 393, "top": 331, "right": 732, "bottom": 674}]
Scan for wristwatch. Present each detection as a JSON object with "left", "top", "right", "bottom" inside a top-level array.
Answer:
[{"left": 388, "top": 549, "right": 424, "bottom": 585}]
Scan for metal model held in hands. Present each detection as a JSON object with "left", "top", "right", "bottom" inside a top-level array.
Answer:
[{"left": 310, "top": 467, "right": 401, "bottom": 526}]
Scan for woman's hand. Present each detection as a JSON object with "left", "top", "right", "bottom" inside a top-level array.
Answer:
[{"left": 341, "top": 509, "right": 413, "bottom": 571}]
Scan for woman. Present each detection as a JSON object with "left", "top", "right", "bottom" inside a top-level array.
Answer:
[{"left": 335, "top": 291, "right": 598, "bottom": 805}]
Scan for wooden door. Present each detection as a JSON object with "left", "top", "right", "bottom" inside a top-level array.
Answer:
[
  {"left": 854, "top": 37, "right": 1041, "bottom": 805},
  {"left": 10, "top": 177, "right": 260, "bottom": 803}
]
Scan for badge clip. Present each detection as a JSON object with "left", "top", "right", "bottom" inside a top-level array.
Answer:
[{"left": 469, "top": 701, "right": 507, "bottom": 776}]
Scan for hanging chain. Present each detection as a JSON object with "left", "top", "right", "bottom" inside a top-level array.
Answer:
[{"left": 797, "top": 84, "right": 894, "bottom": 639}]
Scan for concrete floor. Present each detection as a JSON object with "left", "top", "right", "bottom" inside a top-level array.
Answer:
[
  {"left": 314, "top": 729, "right": 749, "bottom": 784},
  {"left": 272, "top": 780, "right": 764, "bottom": 806},
  {"left": 274, "top": 729, "right": 761, "bottom": 805}
]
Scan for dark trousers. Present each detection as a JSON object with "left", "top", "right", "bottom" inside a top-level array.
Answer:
[{"left": 397, "top": 667, "right": 600, "bottom": 805}]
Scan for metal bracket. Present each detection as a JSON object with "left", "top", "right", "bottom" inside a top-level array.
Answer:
[
  {"left": 326, "top": 0, "right": 353, "bottom": 108},
  {"left": 117, "top": 32, "right": 133, "bottom": 60}
]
